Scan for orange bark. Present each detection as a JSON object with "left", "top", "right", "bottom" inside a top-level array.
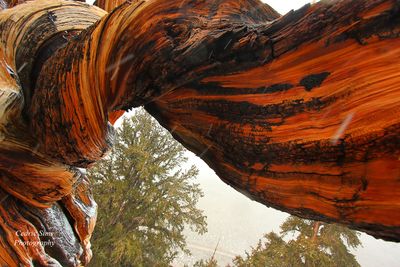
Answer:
[
  {"left": 0, "top": 1, "right": 104, "bottom": 265},
  {"left": 94, "top": 0, "right": 126, "bottom": 12}
]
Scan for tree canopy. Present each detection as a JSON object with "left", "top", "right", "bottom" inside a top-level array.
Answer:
[
  {"left": 88, "top": 109, "right": 207, "bottom": 266},
  {"left": 233, "top": 216, "right": 361, "bottom": 267}
]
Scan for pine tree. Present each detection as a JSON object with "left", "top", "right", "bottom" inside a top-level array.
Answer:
[
  {"left": 233, "top": 216, "right": 361, "bottom": 267},
  {"left": 88, "top": 109, "right": 207, "bottom": 266}
]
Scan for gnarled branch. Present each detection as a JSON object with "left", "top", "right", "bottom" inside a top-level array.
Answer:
[{"left": 30, "top": 0, "right": 400, "bottom": 240}]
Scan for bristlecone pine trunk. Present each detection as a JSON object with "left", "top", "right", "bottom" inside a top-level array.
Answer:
[{"left": 0, "top": 0, "right": 399, "bottom": 265}]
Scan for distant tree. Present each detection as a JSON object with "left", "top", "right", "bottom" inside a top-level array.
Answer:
[
  {"left": 193, "top": 258, "right": 219, "bottom": 267},
  {"left": 233, "top": 216, "right": 361, "bottom": 267},
  {"left": 88, "top": 109, "right": 207, "bottom": 266}
]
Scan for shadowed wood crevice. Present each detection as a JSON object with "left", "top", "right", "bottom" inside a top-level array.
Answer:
[{"left": 0, "top": 0, "right": 399, "bottom": 265}]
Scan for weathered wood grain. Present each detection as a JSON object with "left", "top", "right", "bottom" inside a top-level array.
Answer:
[
  {"left": 144, "top": 0, "right": 400, "bottom": 240},
  {"left": 0, "top": 2, "right": 104, "bottom": 265},
  {"left": 31, "top": 0, "right": 400, "bottom": 240}
]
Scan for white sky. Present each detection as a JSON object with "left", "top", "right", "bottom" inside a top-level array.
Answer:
[{"left": 264, "top": 0, "right": 313, "bottom": 14}]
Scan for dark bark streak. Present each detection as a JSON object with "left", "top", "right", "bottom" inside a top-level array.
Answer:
[
  {"left": 172, "top": 97, "right": 334, "bottom": 124},
  {"left": 189, "top": 81, "right": 295, "bottom": 95},
  {"left": 300, "top": 72, "right": 331, "bottom": 91}
]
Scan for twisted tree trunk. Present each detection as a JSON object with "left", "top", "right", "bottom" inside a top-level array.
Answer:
[{"left": 0, "top": 0, "right": 399, "bottom": 265}]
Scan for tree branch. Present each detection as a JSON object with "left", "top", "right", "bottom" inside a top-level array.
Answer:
[{"left": 28, "top": 0, "right": 400, "bottom": 241}]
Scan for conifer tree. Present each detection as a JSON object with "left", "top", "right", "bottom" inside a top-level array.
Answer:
[
  {"left": 88, "top": 109, "right": 207, "bottom": 266},
  {"left": 233, "top": 216, "right": 361, "bottom": 267}
]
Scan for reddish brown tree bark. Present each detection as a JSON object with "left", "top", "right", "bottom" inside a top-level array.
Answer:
[
  {"left": 0, "top": 0, "right": 399, "bottom": 265},
  {"left": 94, "top": 0, "right": 126, "bottom": 12}
]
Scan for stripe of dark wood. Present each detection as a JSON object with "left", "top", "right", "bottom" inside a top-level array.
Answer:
[
  {"left": 167, "top": 97, "right": 336, "bottom": 124},
  {"left": 189, "top": 81, "right": 295, "bottom": 95}
]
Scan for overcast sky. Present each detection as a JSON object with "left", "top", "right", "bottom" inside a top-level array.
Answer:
[{"left": 264, "top": 0, "right": 313, "bottom": 14}]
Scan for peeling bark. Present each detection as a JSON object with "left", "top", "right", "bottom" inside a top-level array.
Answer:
[{"left": 0, "top": 0, "right": 399, "bottom": 265}]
